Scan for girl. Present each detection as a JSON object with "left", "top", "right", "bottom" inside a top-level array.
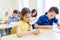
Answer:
[
  {"left": 31, "top": 9, "right": 37, "bottom": 29},
  {"left": 16, "top": 8, "right": 40, "bottom": 37}
]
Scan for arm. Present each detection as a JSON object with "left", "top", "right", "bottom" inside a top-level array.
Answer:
[
  {"left": 16, "top": 25, "right": 32, "bottom": 37},
  {"left": 56, "top": 23, "right": 60, "bottom": 29},
  {"left": 35, "top": 16, "right": 52, "bottom": 29},
  {"left": 35, "top": 24, "right": 52, "bottom": 29},
  {"left": 16, "top": 25, "right": 40, "bottom": 37},
  {"left": 56, "top": 23, "right": 60, "bottom": 26},
  {"left": 53, "top": 17, "right": 59, "bottom": 27}
]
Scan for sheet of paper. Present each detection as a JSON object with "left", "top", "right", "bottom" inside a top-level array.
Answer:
[{"left": 52, "top": 25, "right": 60, "bottom": 33}]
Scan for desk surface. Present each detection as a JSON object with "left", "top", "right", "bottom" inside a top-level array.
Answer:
[
  {"left": 0, "top": 22, "right": 17, "bottom": 29},
  {"left": 1, "top": 29, "right": 60, "bottom": 40},
  {"left": 0, "top": 24, "right": 14, "bottom": 29}
]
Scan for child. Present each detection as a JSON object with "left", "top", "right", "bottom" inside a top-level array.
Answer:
[
  {"left": 31, "top": 9, "right": 37, "bottom": 29},
  {"left": 16, "top": 8, "right": 40, "bottom": 37},
  {"left": 8, "top": 10, "right": 19, "bottom": 34},
  {"left": 8, "top": 10, "right": 19, "bottom": 23},
  {"left": 35, "top": 7, "right": 60, "bottom": 29},
  {"left": 2, "top": 11, "right": 9, "bottom": 24}
]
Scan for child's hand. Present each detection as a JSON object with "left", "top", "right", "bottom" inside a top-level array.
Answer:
[
  {"left": 16, "top": 33, "right": 23, "bottom": 37},
  {"left": 58, "top": 27, "right": 60, "bottom": 29},
  {"left": 50, "top": 26, "right": 53, "bottom": 29},
  {"left": 32, "top": 29, "right": 40, "bottom": 35}
]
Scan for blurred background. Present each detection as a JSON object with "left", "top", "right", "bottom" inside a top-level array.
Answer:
[
  {"left": 0, "top": 0, "right": 60, "bottom": 40},
  {"left": 0, "top": 0, "right": 60, "bottom": 19}
]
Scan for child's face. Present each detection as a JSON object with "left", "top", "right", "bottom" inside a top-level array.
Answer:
[
  {"left": 32, "top": 12, "right": 36, "bottom": 16},
  {"left": 47, "top": 11, "right": 57, "bottom": 19},
  {"left": 17, "top": 13, "right": 20, "bottom": 16},
  {"left": 23, "top": 13, "right": 31, "bottom": 22},
  {"left": 13, "top": 13, "right": 17, "bottom": 17}
]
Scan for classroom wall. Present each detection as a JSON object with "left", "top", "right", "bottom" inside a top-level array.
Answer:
[
  {"left": 12, "top": 0, "right": 19, "bottom": 10},
  {"left": 0, "top": 0, "right": 15, "bottom": 17},
  {"left": 13, "top": 0, "right": 37, "bottom": 11},
  {"left": 0, "top": 0, "right": 37, "bottom": 17},
  {"left": 29, "top": 0, "right": 37, "bottom": 10},
  {"left": 45, "top": 0, "right": 59, "bottom": 12}
]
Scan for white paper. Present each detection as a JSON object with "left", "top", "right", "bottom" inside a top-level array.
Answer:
[{"left": 52, "top": 25, "right": 60, "bottom": 33}]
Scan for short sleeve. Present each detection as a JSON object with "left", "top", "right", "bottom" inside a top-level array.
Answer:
[
  {"left": 17, "top": 21, "right": 30, "bottom": 31},
  {"left": 53, "top": 17, "right": 58, "bottom": 23},
  {"left": 36, "top": 17, "right": 42, "bottom": 25}
]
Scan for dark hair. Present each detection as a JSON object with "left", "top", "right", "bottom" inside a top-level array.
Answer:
[
  {"left": 13, "top": 10, "right": 19, "bottom": 14},
  {"left": 31, "top": 9, "right": 37, "bottom": 17},
  {"left": 19, "top": 12, "right": 21, "bottom": 14},
  {"left": 21, "top": 7, "right": 30, "bottom": 20},
  {"left": 48, "top": 7, "right": 59, "bottom": 14}
]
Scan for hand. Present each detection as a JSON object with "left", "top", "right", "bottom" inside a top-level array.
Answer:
[
  {"left": 58, "top": 27, "right": 60, "bottom": 29},
  {"left": 49, "top": 26, "right": 53, "bottom": 29},
  {"left": 16, "top": 33, "right": 23, "bottom": 37},
  {"left": 32, "top": 29, "right": 40, "bottom": 35}
]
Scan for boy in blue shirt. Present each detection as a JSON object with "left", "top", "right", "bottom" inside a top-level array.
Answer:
[
  {"left": 8, "top": 10, "right": 20, "bottom": 23},
  {"left": 35, "top": 7, "right": 60, "bottom": 29},
  {"left": 8, "top": 10, "right": 20, "bottom": 34}
]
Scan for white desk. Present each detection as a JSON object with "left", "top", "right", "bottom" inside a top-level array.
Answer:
[
  {"left": 0, "top": 22, "right": 18, "bottom": 29},
  {"left": 0, "top": 24, "right": 14, "bottom": 29},
  {"left": 0, "top": 22, "right": 17, "bottom": 40},
  {"left": 1, "top": 29, "right": 60, "bottom": 40}
]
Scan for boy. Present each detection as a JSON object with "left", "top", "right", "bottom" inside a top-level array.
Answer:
[
  {"left": 35, "top": 7, "right": 60, "bottom": 29},
  {"left": 8, "top": 10, "right": 19, "bottom": 23},
  {"left": 8, "top": 10, "right": 19, "bottom": 34}
]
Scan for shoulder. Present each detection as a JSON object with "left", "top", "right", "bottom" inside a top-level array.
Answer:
[
  {"left": 39, "top": 15, "right": 46, "bottom": 19},
  {"left": 17, "top": 20, "right": 27, "bottom": 26},
  {"left": 9, "top": 16, "right": 13, "bottom": 18},
  {"left": 17, "top": 21, "right": 24, "bottom": 24}
]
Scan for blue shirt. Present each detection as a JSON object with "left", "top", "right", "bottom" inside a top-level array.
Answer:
[
  {"left": 36, "top": 12, "right": 58, "bottom": 25},
  {"left": 8, "top": 16, "right": 19, "bottom": 23},
  {"left": 17, "top": 16, "right": 20, "bottom": 20}
]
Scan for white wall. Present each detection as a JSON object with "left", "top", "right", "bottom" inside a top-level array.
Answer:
[
  {"left": 0, "top": 0, "right": 60, "bottom": 19},
  {"left": 0, "top": 0, "right": 15, "bottom": 17},
  {"left": 18, "top": 0, "right": 29, "bottom": 11},
  {"left": 18, "top": 0, "right": 23, "bottom": 11},
  {"left": 12, "top": 0, "right": 19, "bottom": 10},
  {"left": 29, "top": 0, "right": 37, "bottom": 10},
  {"left": 45, "top": 0, "right": 59, "bottom": 12},
  {"left": 37, "top": 0, "right": 45, "bottom": 18}
]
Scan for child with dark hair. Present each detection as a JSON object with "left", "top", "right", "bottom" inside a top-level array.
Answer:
[
  {"left": 35, "top": 7, "right": 60, "bottom": 29},
  {"left": 31, "top": 9, "right": 37, "bottom": 17},
  {"left": 8, "top": 10, "right": 19, "bottom": 34},
  {"left": 8, "top": 10, "right": 19, "bottom": 23},
  {"left": 31, "top": 9, "right": 37, "bottom": 29}
]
